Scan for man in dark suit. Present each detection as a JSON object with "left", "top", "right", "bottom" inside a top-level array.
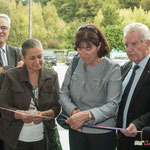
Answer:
[
  {"left": 117, "top": 22, "right": 150, "bottom": 150},
  {"left": 0, "top": 14, "right": 23, "bottom": 150}
]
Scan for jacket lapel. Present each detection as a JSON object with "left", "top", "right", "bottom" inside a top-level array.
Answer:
[
  {"left": 6, "top": 45, "right": 11, "bottom": 65},
  {"left": 0, "top": 50, "right": 3, "bottom": 66},
  {"left": 121, "top": 61, "right": 132, "bottom": 81},
  {"left": 129, "top": 58, "right": 150, "bottom": 106}
]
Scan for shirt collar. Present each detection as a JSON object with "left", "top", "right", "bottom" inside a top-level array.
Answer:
[
  {"left": 132, "top": 54, "right": 150, "bottom": 69},
  {"left": 1, "top": 44, "right": 6, "bottom": 53}
]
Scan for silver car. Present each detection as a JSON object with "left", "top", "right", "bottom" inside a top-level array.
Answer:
[{"left": 65, "top": 51, "right": 78, "bottom": 66}]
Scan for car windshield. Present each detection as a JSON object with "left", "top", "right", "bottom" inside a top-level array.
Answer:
[
  {"left": 43, "top": 51, "right": 56, "bottom": 57},
  {"left": 68, "top": 52, "right": 77, "bottom": 57}
]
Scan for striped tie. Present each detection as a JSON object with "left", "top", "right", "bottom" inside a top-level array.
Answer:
[{"left": 0, "top": 48, "right": 8, "bottom": 66}]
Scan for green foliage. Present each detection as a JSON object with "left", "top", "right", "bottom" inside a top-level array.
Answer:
[
  {"left": 119, "top": 7, "right": 150, "bottom": 27},
  {"left": 59, "top": 20, "right": 86, "bottom": 49},
  {"left": 31, "top": 2, "right": 48, "bottom": 47},
  {"left": 44, "top": 61, "right": 52, "bottom": 68},
  {"left": 100, "top": 2, "right": 122, "bottom": 27},
  {"left": 141, "top": 0, "right": 150, "bottom": 11},
  {"left": 0, "top": 0, "right": 11, "bottom": 15},
  {"left": 103, "top": 25, "right": 125, "bottom": 50},
  {"left": 51, "top": 0, "right": 102, "bottom": 23},
  {"left": 33, "top": 0, "right": 50, "bottom": 6},
  {"left": 51, "top": 0, "right": 78, "bottom": 23},
  {"left": 119, "top": 0, "right": 141, "bottom": 9},
  {"left": 75, "top": 0, "right": 102, "bottom": 22},
  {"left": 95, "top": 6, "right": 150, "bottom": 51},
  {"left": 0, "top": 0, "right": 150, "bottom": 53},
  {"left": 0, "top": 0, "right": 66, "bottom": 49},
  {"left": 42, "top": 2, "right": 66, "bottom": 48},
  {"left": 8, "top": 0, "right": 29, "bottom": 46}
]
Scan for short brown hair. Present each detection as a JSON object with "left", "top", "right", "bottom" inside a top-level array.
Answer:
[
  {"left": 22, "top": 38, "right": 43, "bottom": 56},
  {"left": 74, "top": 24, "right": 110, "bottom": 58}
]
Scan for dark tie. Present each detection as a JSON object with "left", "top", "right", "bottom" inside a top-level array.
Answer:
[{"left": 117, "top": 65, "right": 140, "bottom": 127}]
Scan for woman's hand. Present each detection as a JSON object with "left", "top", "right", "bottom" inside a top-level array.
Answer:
[
  {"left": 32, "top": 110, "right": 55, "bottom": 124},
  {"left": 71, "top": 108, "right": 80, "bottom": 115},
  {"left": 14, "top": 110, "right": 33, "bottom": 123},
  {"left": 66, "top": 110, "right": 90, "bottom": 132},
  {"left": 32, "top": 111, "right": 43, "bottom": 124},
  {"left": 14, "top": 109, "right": 55, "bottom": 124}
]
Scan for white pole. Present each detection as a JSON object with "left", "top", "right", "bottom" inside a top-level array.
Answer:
[{"left": 29, "top": 0, "right": 32, "bottom": 39}]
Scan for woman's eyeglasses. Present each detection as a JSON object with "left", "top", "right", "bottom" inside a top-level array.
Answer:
[{"left": 77, "top": 25, "right": 99, "bottom": 35}]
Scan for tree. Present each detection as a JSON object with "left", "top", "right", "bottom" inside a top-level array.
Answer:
[
  {"left": 31, "top": 2, "right": 47, "bottom": 46},
  {"left": 0, "top": 0, "right": 11, "bottom": 15},
  {"left": 141, "top": 0, "right": 150, "bottom": 11},
  {"left": 51, "top": 0, "right": 78, "bottom": 23},
  {"left": 100, "top": 1, "right": 122, "bottom": 27},
  {"left": 33, "top": 0, "right": 51, "bottom": 6},
  {"left": 59, "top": 20, "right": 84, "bottom": 49},
  {"left": 42, "top": 2, "right": 66, "bottom": 48},
  {"left": 103, "top": 25, "right": 124, "bottom": 50},
  {"left": 119, "top": 0, "right": 141, "bottom": 9},
  {"left": 75, "top": 0, "right": 102, "bottom": 22},
  {"left": 119, "top": 7, "right": 150, "bottom": 27},
  {"left": 51, "top": 0, "right": 102, "bottom": 23},
  {"left": 8, "top": 0, "right": 29, "bottom": 46}
]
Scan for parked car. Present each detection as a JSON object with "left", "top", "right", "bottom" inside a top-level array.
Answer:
[
  {"left": 110, "top": 49, "right": 128, "bottom": 59},
  {"left": 43, "top": 50, "right": 57, "bottom": 66},
  {"left": 65, "top": 51, "right": 78, "bottom": 66}
]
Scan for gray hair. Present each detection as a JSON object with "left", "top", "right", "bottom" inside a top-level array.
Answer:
[
  {"left": 0, "top": 14, "right": 11, "bottom": 28},
  {"left": 123, "top": 22, "right": 150, "bottom": 43},
  {"left": 22, "top": 38, "right": 43, "bottom": 56}
]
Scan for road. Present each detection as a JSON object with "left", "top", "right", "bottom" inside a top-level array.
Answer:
[
  {"left": 53, "top": 59, "right": 128, "bottom": 150},
  {"left": 53, "top": 64, "right": 69, "bottom": 150}
]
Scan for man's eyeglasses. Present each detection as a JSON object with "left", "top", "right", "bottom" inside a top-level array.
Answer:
[
  {"left": 77, "top": 25, "right": 99, "bottom": 35},
  {"left": 0, "top": 26, "right": 9, "bottom": 31}
]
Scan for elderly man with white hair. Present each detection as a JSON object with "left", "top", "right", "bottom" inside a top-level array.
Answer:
[{"left": 117, "top": 22, "right": 150, "bottom": 150}]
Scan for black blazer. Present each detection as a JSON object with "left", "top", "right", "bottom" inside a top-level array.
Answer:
[
  {"left": 117, "top": 58, "right": 150, "bottom": 130},
  {"left": 0, "top": 45, "right": 21, "bottom": 89}
]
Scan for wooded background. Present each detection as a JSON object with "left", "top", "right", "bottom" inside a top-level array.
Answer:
[{"left": 1, "top": 0, "right": 150, "bottom": 51}]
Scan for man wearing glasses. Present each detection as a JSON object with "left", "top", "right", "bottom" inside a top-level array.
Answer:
[{"left": 0, "top": 14, "right": 23, "bottom": 150}]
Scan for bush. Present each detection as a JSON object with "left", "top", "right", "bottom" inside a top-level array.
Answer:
[{"left": 103, "top": 25, "right": 125, "bottom": 51}]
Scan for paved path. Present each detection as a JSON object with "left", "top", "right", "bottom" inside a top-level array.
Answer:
[
  {"left": 53, "top": 64, "right": 70, "bottom": 150},
  {"left": 58, "top": 125, "right": 69, "bottom": 150}
]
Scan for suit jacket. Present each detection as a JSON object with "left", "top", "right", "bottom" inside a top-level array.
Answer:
[
  {"left": 117, "top": 58, "right": 150, "bottom": 131},
  {"left": 0, "top": 44, "right": 21, "bottom": 89}
]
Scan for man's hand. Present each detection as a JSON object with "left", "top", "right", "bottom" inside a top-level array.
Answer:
[
  {"left": 121, "top": 123, "right": 138, "bottom": 137},
  {"left": 0, "top": 67, "right": 5, "bottom": 74},
  {"left": 0, "top": 60, "right": 24, "bottom": 74}
]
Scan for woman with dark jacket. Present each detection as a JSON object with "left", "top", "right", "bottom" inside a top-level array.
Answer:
[{"left": 0, "top": 38, "right": 61, "bottom": 150}]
